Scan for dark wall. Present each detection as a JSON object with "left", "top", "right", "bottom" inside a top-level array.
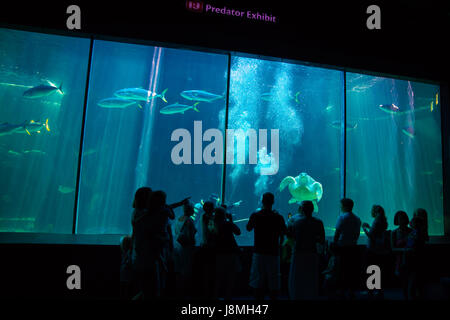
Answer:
[
  {"left": 1, "top": 243, "right": 449, "bottom": 299},
  {"left": 0, "top": 244, "right": 120, "bottom": 299},
  {"left": 1, "top": 1, "right": 449, "bottom": 83}
]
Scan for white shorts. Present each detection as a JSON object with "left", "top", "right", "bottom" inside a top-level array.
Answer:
[{"left": 249, "top": 253, "right": 281, "bottom": 290}]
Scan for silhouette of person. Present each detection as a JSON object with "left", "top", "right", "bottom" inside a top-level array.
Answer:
[
  {"left": 392, "top": 211, "right": 413, "bottom": 249},
  {"left": 213, "top": 206, "right": 241, "bottom": 300},
  {"left": 331, "top": 198, "right": 361, "bottom": 299},
  {"left": 130, "top": 187, "right": 151, "bottom": 299},
  {"left": 404, "top": 208, "right": 429, "bottom": 300},
  {"left": 201, "top": 201, "right": 216, "bottom": 247},
  {"left": 132, "top": 189, "right": 173, "bottom": 299},
  {"left": 199, "top": 201, "right": 216, "bottom": 298},
  {"left": 362, "top": 204, "right": 391, "bottom": 299},
  {"left": 287, "top": 200, "right": 325, "bottom": 300},
  {"left": 120, "top": 235, "right": 133, "bottom": 299},
  {"left": 173, "top": 201, "right": 197, "bottom": 298},
  {"left": 391, "top": 210, "right": 412, "bottom": 299},
  {"left": 247, "top": 192, "right": 287, "bottom": 300}
]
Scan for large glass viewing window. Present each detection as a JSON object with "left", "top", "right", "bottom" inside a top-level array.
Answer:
[
  {"left": 224, "top": 57, "right": 342, "bottom": 245},
  {"left": 0, "top": 27, "right": 445, "bottom": 242},
  {"left": 77, "top": 40, "right": 227, "bottom": 235},
  {"left": 0, "top": 29, "right": 90, "bottom": 233},
  {"left": 346, "top": 74, "right": 443, "bottom": 235}
]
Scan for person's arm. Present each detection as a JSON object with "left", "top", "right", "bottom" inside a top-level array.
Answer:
[
  {"left": 168, "top": 197, "right": 191, "bottom": 209},
  {"left": 189, "top": 220, "right": 197, "bottom": 240},
  {"left": 281, "top": 216, "right": 288, "bottom": 236},
  {"left": 166, "top": 207, "right": 175, "bottom": 220},
  {"left": 317, "top": 220, "right": 325, "bottom": 244},
  {"left": 246, "top": 214, "right": 255, "bottom": 231},
  {"left": 333, "top": 216, "right": 342, "bottom": 244},
  {"left": 231, "top": 222, "right": 241, "bottom": 236},
  {"left": 279, "top": 216, "right": 288, "bottom": 243},
  {"left": 362, "top": 220, "right": 373, "bottom": 238}
]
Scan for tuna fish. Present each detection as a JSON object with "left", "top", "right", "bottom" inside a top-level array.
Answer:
[
  {"left": 180, "top": 90, "right": 223, "bottom": 103},
  {"left": 114, "top": 88, "right": 168, "bottom": 103},
  {"left": 0, "top": 119, "right": 50, "bottom": 136},
  {"left": 160, "top": 102, "right": 200, "bottom": 115},
  {"left": 23, "top": 84, "right": 63, "bottom": 99},
  {"left": 97, "top": 97, "right": 141, "bottom": 109}
]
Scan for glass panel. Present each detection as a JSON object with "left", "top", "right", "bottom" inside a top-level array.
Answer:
[
  {"left": 346, "top": 73, "right": 443, "bottom": 235},
  {"left": 77, "top": 40, "right": 227, "bottom": 236},
  {"left": 224, "top": 56, "right": 342, "bottom": 245},
  {"left": 0, "top": 28, "right": 90, "bottom": 233}
]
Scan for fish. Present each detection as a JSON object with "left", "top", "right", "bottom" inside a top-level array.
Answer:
[
  {"left": 14, "top": 119, "right": 50, "bottom": 135},
  {"left": 402, "top": 126, "right": 415, "bottom": 139},
  {"left": 180, "top": 90, "right": 223, "bottom": 103},
  {"left": 379, "top": 103, "right": 400, "bottom": 114},
  {"left": 331, "top": 121, "right": 358, "bottom": 131},
  {"left": 58, "top": 185, "right": 75, "bottom": 194},
  {"left": 430, "top": 101, "right": 434, "bottom": 112},
  {"left": 261, "top": 92, "right": 278, "bottom": 102},
  {"left": 114, "top": 88, "right": 168, "bottom": 103},
  {"left": 436, "top": 93, "right": 439, "bottom": 105},
  {"left": 23, "top": 83, "right": 63, "bottom": 99},
  {"left": 325, "top": 105, "right": 334, "bottom": 112},
  {"left": 0, "top": 119, "right": 50, "bottom": 136},
  {"left": 7, "top": 150, "right": 21, "bottom": 156},
  {"left": 160, "top": 102, "right": 200, "bottom": 115},
  {"left": 420, "top": 171, "right": 434, "bottom": 176},
  {"left": 261, "top": 92, "right": 287, "bottom": 102},
  {"left": 82, "top": 148, "right": 97, "bottom": 156},
  {"left": 0, "top": 122, "right": 23, "bottom": 136},
  {"left": 294, "top": 91, "right": 301, "bottom": 104},
  {"left": 378, "top": 103, "right": 432, "bottom": 115},
  {"left": 97, "top": 97, "right": 141, "bottom": 109},
  {"left": 23, "top": 149, "right": 46, "bottom": 155}
]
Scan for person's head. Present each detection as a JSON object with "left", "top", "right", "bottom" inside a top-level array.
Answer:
[
  {"left": 371, "top": 204, "right": 385, "bottom": 219},
  {"left": 394, "top": 210, "right": 409, "bottom": 227},
  {"left": 262, "top": 192, "right": 275, "bottom": 208},
  {"left": 133, "top": 187, "right": 152, "bottom": 209},
  {"left": 120, "top": 235, "right": 132, "bottom": 253},
  {"left": 183, "top": 201, "right": 195, "bottom": 217},
  {"left": 299, "top": 201, "right": 314, "bottom": 218},
  {"left": 150, "top": 190, "right": 166, "bottom": 209},
  {"left": 203, "top": 201, "right": 214, "bottom": 214},
  {"left": 214, "top": 207, "right": 226, "bottom": 222},
  {"left": 412, "top": 208, "right": 428, "bottom": 231},
  {"left": 340, "top": 198, "right": 354, "bottom": 213},
  {"left": 414, "top": 208, "right": 428, "bottom": 222}
]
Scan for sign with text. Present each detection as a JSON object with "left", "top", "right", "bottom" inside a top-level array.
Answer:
[{"left": 186, "top": 1, "right": 278, "bottom": 23}]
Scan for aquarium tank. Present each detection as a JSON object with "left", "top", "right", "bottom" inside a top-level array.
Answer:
[
  {"left": 0, "top": 27, "right": 445, "bottom": 243},
  {"left": 346, "top": 73, "right": 443, "bottom": 235},
  {"left": 0, "top": 28, "right": 90, "bottom": 233}
]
